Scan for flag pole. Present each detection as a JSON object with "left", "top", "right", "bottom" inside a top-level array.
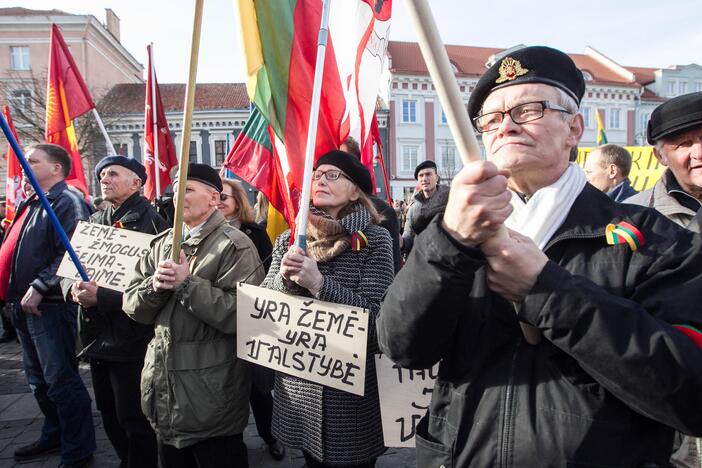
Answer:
[
  {"left": 92, "top": 108, "right": 116, "bottom": 156},
  {"left": 0, "top": 113, "right": 90, "bottom": 281},
  {"left": 293, "top": 0, "right": 331, "bottom": 250},
  {"left": 150, "top": 43, "right": 162, "bottom": 199},
  {"left": 171, "top": 0, "right": 204, "bottom": 262},
  {"left": 405, "top": 0, "right": 541, "bottom": 345}
]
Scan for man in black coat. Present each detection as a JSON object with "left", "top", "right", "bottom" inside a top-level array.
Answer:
[
  {"left": 377, "top": 46, "right": 702, "bottom": 467},
  {"left": 64, "top": 156, "right": 168, "bottom": 468}
]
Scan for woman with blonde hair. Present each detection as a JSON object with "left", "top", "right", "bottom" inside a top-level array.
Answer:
[{"left": 261, "top": 150, "right": 394, "bottom": 467}]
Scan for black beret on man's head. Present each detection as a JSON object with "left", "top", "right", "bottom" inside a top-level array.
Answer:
[
  {"left": 95, "top": 155, "right": 147, "bottom": 184},
  {"left": 315, "top": 150, "right": 373, "bottom": 195},
  {"left": 647, "top": 92, "right": 702, "bottom": 144},
  {"left": 414, "top": 160, "right": 437, "bottom": 180},
  {"left": 181, "top": 163, "right": 223, "bottom": 192},
  {"left": 468, "top": 46, "right": 586, "bottom": 122}
]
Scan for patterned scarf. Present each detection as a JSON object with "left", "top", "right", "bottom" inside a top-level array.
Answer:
[{"left": 306, "top": 206, "right": 352, "bottom": 262}]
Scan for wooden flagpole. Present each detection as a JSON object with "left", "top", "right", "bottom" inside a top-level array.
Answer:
[
  {"left": 171, "top": 0, "right": 204, "bottom": 261},
  {"left": 405, "top": 0, "right": 541, "bottom": 345}
]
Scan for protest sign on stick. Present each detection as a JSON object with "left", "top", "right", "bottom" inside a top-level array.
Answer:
[
  {"left": 375, "top": 354, "right": 438, "bottom": 447},
  {"left": 57, "top": 221, "right": 154, "bottom": 292},
  {"left": 237, "top": 283, "right": 369, "bottom": 396}
]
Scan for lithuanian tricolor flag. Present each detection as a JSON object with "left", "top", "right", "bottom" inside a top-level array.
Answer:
[
  {"left": 223, "top": 108, "right": 292, "bottom": 243},
  {"left": 235, "top": 0, "right": 392, "bottom": 226},
  {"left": 45, "top": 24, "right": 93, "bottom": 196},
  {"left": 595, "top": 109, "right": 608, "bottom": 145}
]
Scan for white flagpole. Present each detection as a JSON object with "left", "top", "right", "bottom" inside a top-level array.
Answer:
[
  {"left": 294, "top": 0, "right": 331, "bottom": 250},
  {"left": 92, "top": 108, "right": 116, "bottom": 156},
  {"left": 150, "top": 43, "right": 161, "bottom": 199}
]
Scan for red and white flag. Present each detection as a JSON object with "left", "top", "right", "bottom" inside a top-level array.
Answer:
[{"left": 143, "top": 44, "right": 177, "bottom": 200}]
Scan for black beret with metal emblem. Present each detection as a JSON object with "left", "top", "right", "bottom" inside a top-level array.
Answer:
[
  {"left": 468, "top": 46, "right": 586, "bottom": 122},
  {"left": 647, "top": 92, "right": 702, "bottom": 144}
]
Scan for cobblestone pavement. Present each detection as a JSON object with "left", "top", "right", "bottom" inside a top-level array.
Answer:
[{"left": 0, "top": 340, "right": 416, "bottom": 468}]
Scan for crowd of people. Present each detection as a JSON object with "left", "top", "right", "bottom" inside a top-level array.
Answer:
[{"left": 0, "top": 45, "right": 701, "bottom": 468}]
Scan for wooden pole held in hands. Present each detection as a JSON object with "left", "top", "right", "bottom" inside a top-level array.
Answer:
[
  {"left": 404, "top": 0, "right": 541, "bottom": 345},
  {"left": 171, "top": 0, "right": 204, "bottom": 261}
]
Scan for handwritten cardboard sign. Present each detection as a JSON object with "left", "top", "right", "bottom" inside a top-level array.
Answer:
[
  {"left": 375, "top": 354, "right": 438, "bottom": 447},
  {"left": 57, "top": 221, "right": 154, "bottom": 292},
  {"left": 236, "top": 283, "right": 369, "bottom": 396}
]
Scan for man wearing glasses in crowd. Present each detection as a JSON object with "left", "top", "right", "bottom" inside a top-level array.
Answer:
[{"left": 378, "top": 46, "right": 702, "bottom": 467}]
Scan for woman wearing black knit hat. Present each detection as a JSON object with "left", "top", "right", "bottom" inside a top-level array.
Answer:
[{"left": 260, "top": 150, "right": 394, "bottom": 467}]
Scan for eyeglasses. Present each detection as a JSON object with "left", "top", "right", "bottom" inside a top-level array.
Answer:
[
  {"left": 473, "top": 100, "right": 572, "bottom": 134},
  {"left": 220, "top": 193, "right": 234, "bottom": 201},
  {"left": 312, "top": 169, "right": 350, "bottom": 182}
]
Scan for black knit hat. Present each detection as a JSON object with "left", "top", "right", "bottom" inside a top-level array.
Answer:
[
  {"left": 95, "top": 156, "right": 148, "bottom": 184},
  {"left": 183, "top": 163, "right": 223, "bottom": 192},
  {"left": 315, "top": 150, "right": 373, "bottom": 194},
  {"left": 647, "top": 92, "right": 702, "bottom": 144},
  {"left": 414, "top": 160, "right": 437, "bottom": 180},
  {"left": 468, "top": 46, "right": 586, "bottom": 122}
]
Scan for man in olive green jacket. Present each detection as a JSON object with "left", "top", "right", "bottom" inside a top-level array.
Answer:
[{"left": 123, "top": 164, "right": 264, "bottom": 468}]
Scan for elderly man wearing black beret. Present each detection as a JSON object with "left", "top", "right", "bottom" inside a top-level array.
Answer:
[
  {"left": 124, "top": 164, "right": 264, "bottom": 468},
  {"left": 627, "top": 92, "right": 702, "bottom": 233},
  {"left": 63, "top": 155, "right": 168, "bottom": 468},
  {"left": 378, "top": 46, "right": 702, "bottom": 467}
]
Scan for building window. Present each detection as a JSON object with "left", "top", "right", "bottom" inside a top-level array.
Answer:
[
  {"left": 640, "top": 112, "right": 650, "bottom": 142},
  {"left": 189, "top": 141, "right": 198, "bottom": 160},
  {"left": 440, "top": 145, "right": 457, "bottom": 176},
  {"left": 440, "top": 109, "right": 447, "bottom": 124},
  {"left": 609, "top": 108, "right": 620, "bottom": 129},
  {"left": 114, "top": 143, "right": 129, "bottom": 156},
  {"left": 581, "top": 107, "right": 591, "bottom": 128},
  {"left": 10, "top": 46, "right": 30, "bottom": 70},
  {"left": 402, "top": 145, "right": 419, "bottom": 173},
  {"left": 679, "top": 81, "right": 687, "bottom": 94},
  {"left": 214, "top": 140, "right": 227, "bottom": 167},
  {"left": 8, "top": 89, "right": 32, "bottom": 114},
  {"left": 402, "top": 100, "right": 417, "bottom": 123},
  {"left": 668, "top": 81, "right": 676, "bottom": 95}
]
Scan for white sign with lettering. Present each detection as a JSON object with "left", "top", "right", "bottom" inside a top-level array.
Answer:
[
  {"left": 57, "top": 221, "right": 154, "bottom": 292},
  {"left": 375, "top": 354, "right": 438, "bottom": 447},
  {"left": 236, "top": 283, "right": 369, "bottom": 396}
]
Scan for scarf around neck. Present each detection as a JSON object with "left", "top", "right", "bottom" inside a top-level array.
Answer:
[
  {"left": 505, "top": 163, "right": 587, "bottom": 249},
  {"left": 306, "top": 204, "right": 371, "bottom": 262}
]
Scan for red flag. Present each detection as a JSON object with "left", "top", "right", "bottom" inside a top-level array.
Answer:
[
  {"left": 143, "top": 45, "right": 177, "bottom": 201},
  {"left": 2, "top": 106, "right": 25, "bottom": 225},
  {"left": 45, "top": 24, "right": 93, "bottom": 196}
]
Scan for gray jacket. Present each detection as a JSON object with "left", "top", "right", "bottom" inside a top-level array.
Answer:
[
  {"left": 626, "top": 169, "right": 700, "bottom": 233},
  {"left": 401, "top": 184, "right": 450, "bottom": 253},
  {"left": 123, "top": 210, "right": 264, "bottom": 448}
]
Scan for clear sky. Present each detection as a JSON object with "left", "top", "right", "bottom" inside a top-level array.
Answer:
[{"left": 15, "top": 0, "right": 702, "bottom": 83}]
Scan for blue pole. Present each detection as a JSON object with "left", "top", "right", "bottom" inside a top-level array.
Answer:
[{"left": 0, "top": 113, "right": 90, "bottom": 281}]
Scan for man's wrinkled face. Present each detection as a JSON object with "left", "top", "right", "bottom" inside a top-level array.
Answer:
[
  {"left": 655, "top": 125, "right": 702, "bottom": 195},
  {"left": 480, "top": 83, "right": 582, "bottom": 184},
  {"left": 100, "top": 165, "right": 140, "bottom": 205},
  {"left": 174, "top": 179, "right": 219, "bottom": 226}
]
